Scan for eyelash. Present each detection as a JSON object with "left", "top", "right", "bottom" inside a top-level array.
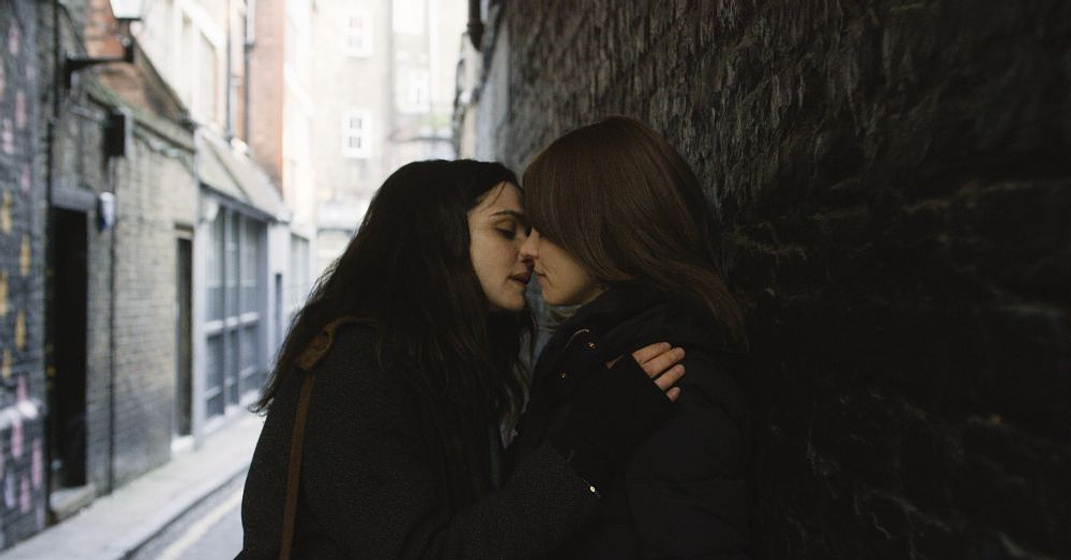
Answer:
[{"left": 496, "top": 228, "right": 516, "bottom": 240}]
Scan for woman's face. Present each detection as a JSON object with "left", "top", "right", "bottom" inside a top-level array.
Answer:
[
  {"left": 519, "top": 228, "right": 603, "bottom": 307},
  {"left": 468, "top": 182, "right": 532, "bottom": 312}
]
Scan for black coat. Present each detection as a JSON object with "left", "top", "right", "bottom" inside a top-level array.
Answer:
[
  {"left": 510, "top": 288, "right": 751, "bottom": 559},
  {"left": 238, "top": 323, "right": 603, "bottom": 559}
]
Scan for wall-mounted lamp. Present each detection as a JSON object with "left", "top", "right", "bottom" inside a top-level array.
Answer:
[
  {"left": 65, "top": 0, "right": 143, "bottom": 89},
  {"left": 201, "top": 198, "right": 220, "bottom": 224},
  {"left": 97, "top": 192, "right": 117, "bottom": 231}
]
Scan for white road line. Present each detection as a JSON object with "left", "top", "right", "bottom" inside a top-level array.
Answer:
[{"left": 154, "top": 488, "right": 244, "bottom": 560}]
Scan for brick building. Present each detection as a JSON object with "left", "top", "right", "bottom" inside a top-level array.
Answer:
[
  {"left": 0, "top": 0, "right": 306, "bottom": 550},
  {"left": 0, "top": 1, "right": 47, "bottom": 547},
  {"left": 134, "top": 0, "right": 296, "bottom": 434},
  {"left": 248, "top": 0, "right": 317, "bottom": 327},
  {"left": 310, "top": 0, "right": 464, "bottom": 275},
  {"left": 33, "top": 0, "right": 200, "bottom": 529},
  {"left": 457, "top": 1, "right": 1070, "bottom": 558}
]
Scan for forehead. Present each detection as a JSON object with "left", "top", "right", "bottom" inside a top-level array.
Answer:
[{"left": 473, "top": 182, "right": 523, "bottom": 214}]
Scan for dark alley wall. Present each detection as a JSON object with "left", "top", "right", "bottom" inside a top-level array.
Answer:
[
  {"left": 0, "top": 0, "right": 47, "bottom": 544},
  {"left": 480, "top": 1, "right": 1070, "bottom": 557}
]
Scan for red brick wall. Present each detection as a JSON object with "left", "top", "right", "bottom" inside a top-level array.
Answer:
[
  {"left": 247, "top": 0, "right": 286, "bottom": 191},
  {"left": 83, "top": 0, "right": 124, "bottom": 58}
]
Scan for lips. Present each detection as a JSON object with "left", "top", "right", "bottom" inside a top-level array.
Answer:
[{"left": 509, "top": 272, "right": 531, "bottom": 284}]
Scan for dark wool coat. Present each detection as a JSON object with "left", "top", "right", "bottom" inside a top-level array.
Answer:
[
  {"left": 510, "top": 288, "right": 751, "bottom": 559},
  {"left": 237, "top": 323, "right": 603, "bottom": 560}
]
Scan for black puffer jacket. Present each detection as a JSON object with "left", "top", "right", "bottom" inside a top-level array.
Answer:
[
  {"left": 238, "top": 323, "right": 604, "bottom": 559},
  {"left": 510, "top": 288, "right": 751, "bottom": 559}
]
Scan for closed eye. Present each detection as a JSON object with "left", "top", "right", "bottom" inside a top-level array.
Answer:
[{"left": 496, "top": 228, "right": 517, "bottom": 240}]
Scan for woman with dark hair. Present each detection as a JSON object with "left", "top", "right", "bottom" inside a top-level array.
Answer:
[
  {"left": 238, "top": 159, "right": 686, "bottom": 559},
  {"left": 514, "top": 116, "right": 751, "bottom": 558}
]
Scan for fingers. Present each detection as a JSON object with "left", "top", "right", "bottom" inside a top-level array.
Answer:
[
  {"left": 654, "top": 363, "right": 685, "bottom": 392},
  {"left": 604, "top": 342, "right": 687, "bottom": 401},
  {"left": 635, "top": 346, "right": 685, "bottom": 379},
  {"left": 631, "top": 342, "right": 672, "bottom": 365}
]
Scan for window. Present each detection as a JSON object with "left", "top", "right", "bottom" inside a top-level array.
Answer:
[
  {"left": 392, "top": 0, "right": 424, "bottom": 35},
  {"left": 198, "top": 34, "right": 220, "bottom": 128},
  {"left": 202, "top": 205, "right": 267, "bottom": 417},
  {"left": 398, "top": 69, "right": 430, "bottom": 114},
  {"left": 344, "top": 10, "right": 372, "bottom": 57},
  {"left": 207, "top": 211, "right": 225, "bottom": 321},
  {"left": 179, "top": 15, "right": 194, "bottom": 106},
  {"left": 241, "top": 219, "right": 262, "bottom": 314},
  {"left": 341, "top": 109, "right": 372, "bottom": 158}
]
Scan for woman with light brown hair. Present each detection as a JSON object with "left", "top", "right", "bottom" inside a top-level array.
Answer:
[{"left": 512, "top": 116, "right": 752, "bottom": 558}]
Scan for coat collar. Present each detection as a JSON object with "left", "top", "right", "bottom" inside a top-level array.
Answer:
[{"left": 536, "top": 286, "right": 739, "bottom": 378}]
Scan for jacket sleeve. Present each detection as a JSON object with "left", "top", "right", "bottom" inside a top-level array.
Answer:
[
  {"left": 623, "top": 350, "right": 750, "bottom": 559},
  {"left": 299, "top": 330, "right": 601, "bottom": 559}
]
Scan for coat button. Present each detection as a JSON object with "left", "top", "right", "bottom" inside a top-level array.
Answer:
[
  {"left": 557, "top": 371, "right": 568, "bottom": 380},
  {"left": 585, "top": 341, "right": 596, "bottom": 350}
]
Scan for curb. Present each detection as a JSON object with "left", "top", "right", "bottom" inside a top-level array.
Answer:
[{"left": 107, "top": 459, "right": 251, "bottom": 560}]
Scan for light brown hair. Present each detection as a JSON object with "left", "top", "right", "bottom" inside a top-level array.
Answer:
[{"left": 523, "top": 116, "right": 747, "bottom": 348}]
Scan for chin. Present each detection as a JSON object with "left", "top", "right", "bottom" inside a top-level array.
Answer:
[
  {"left": 492, "top": 297, "right": 526, "bottom": 313},
  {"left": 541, "top": 293, "right": 566, "bottom": 307}
]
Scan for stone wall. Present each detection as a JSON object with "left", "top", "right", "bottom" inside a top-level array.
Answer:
[{"left": 469, "top": 1, "right": 1070, "bottom": 557}]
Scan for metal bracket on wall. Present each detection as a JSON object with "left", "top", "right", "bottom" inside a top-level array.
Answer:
[{"left": 64, "top": 38, "right": 135, "bottom": 90}]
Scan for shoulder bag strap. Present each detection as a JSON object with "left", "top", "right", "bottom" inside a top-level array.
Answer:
[
  {"left": 276, "top": 315, "right": 367, "bottom": 560},
  {"left": 278, "top": 370, "right": 315, "bottom": 560}
]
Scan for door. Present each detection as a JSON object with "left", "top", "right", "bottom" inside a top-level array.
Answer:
[
  {"left": 175, "top": 236, "right": 193, "bottom": 437},
  {"left": 47, "top": 209, "right": 88, "bottom": 488}
]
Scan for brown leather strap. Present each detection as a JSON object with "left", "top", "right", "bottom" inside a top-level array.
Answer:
[
  {"left": 277, "top": 316, "right": 366, "bottom": 560},
  {"left": 279, "top": 371, "right": 316, "bottom": 560}
]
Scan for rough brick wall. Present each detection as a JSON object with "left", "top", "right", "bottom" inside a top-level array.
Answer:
[
  {"left": 107, "top": 113, "right": 196, "bottom": 486},
  {"left": 481, "top": 1, "right": 1071, "bottom": 557},
  {"left": 33, "top": 0, "right": 196, "bottom": 514},
  {"left": 0, "top": 0, "right": 47, "bottom": 547},
  {"left": 248, "top": 0, "right": 286, "bottom": 188},
  {"left": 41, "top": 0, "right": 118, "bottom": 500}
]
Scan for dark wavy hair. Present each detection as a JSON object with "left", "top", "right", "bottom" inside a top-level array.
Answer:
[
  {"left": 254, "top": 160, "right": 531, "bottom": 423},
  {"left": 523, "top": 116, "right": 747, "bottom": 349}
]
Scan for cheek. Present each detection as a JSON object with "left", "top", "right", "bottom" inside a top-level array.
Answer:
[
  {"left": 557, "top": 256, "right": 592, "bottom": 292},
  {"left": 470, "top": 236, "right": 493, "bottom": 278},
  {"left": 472, "top": 235, "right": 513, "bottom": 278}
]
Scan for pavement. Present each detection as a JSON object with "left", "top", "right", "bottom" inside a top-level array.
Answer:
[{"left": 0, "top": 411, "right": 264, "bottom": 560}]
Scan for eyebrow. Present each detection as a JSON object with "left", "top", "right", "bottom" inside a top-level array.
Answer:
[{"left": 490, "top": 209, "right": 525, "bottom": 220}]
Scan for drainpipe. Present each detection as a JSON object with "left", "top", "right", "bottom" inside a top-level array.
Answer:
[
  {"left": 107, "top": 154, "right": 118, "bottom": 494},
  {"left": 243, "top": 0, "right": 255, "bottom": 142},
  {"left": 42, "top": 0, "right": 63, "bottom": 513},
  {"left": 225, "top": 0, "right": 234, "bottom": 139}
]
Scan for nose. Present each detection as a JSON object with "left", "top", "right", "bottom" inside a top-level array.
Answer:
[{"left": 519, "top": 228, "right": 540, "bottom": 262}]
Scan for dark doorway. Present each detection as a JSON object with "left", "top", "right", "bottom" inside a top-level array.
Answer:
[
  {"left": 47, "top": 209, "right": 88, "bottom": 489},
  {"left": 174, "top": 236, "right": 193, "bottom": 437}
]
